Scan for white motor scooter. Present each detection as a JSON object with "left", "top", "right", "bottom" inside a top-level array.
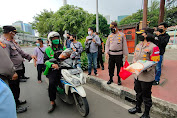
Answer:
[{"left": 49, "top": 58, "right": 89, "bottom": 117}]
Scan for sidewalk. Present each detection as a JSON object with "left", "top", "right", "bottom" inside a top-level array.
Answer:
[{"left": 84, "top": 49, "right": 177, "bottom": 117}]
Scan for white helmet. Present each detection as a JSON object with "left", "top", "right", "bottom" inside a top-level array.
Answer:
[{"left": 47, "top": 31, "right": 60, "bottom": 42}]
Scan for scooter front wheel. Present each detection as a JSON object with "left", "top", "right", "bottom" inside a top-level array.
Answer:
[{"left": 73, "top": 93, "right": 89, "bottom": 117}]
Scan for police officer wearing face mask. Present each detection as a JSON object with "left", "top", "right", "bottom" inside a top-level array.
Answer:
[
  {"left": 44, "top": 31, "right": 63, "bottom": 113},
  {"left": 105, "top": 22, "right": 128, "bottom": 85},
  {"left": 0, "top": 26, "right": 36, "bottom": 113},
  {"left": 153, "top": 22, "right": 170, "bottom": 85},
  {"left": 128, "top": 28, "right": 160, "bottom": 118}
]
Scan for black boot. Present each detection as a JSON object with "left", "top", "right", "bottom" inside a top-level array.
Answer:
[
  {"left": 118, "top": 76, "right": 122, "bottom": 85},
  {"left": 48, "top": 103, "right": 56, "bottom": 113},
  {"left": 128, "top": 106, "right": 142, "bottom": 114},
  {"left": 107, "top": 76, "right": 113, "bottom": 85}
]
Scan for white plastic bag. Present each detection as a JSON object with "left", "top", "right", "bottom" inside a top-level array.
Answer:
[{"left": 126, "top": 60, "right": 157, "bottom": 76}]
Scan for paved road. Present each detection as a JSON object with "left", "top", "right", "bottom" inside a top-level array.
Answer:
[{"left": 17, "top": 47, "right": 158, "bottom": 118}]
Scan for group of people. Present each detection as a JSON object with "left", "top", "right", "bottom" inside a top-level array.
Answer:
[
  {"left": 0, "top": 26, "right": 37, "bottom": 118},
  {"left": 0, "top": 20, "right": 170, "bottom": 118}
]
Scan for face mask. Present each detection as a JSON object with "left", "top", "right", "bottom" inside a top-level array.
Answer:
[
  {"left": 70, "top": 39, "right": 74, "bottom": 42},
  {"left": 111, "top": 28, "right": 116, "bottom": 34},
  {"left": 67, "top": 37, "right": 70, "bottom": 39},
  {"left": 52, "top": 39, "right": 60, "bottom": 45},
  {"left": 157, "top": 28, "right": 164, "bottom": 33},
  {"left": 88, "top": 31, "right": 92, "bottom": 35},
  {"left": 138, "top": 35, "right": 145, "bottom": 41},
  {"left": 36, "top": 43, "right": 40, "bottom": 47}
]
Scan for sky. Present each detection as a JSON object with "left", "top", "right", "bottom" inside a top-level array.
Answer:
[{"left": 0, "top": 0, "right": 159, "bottom": 26}]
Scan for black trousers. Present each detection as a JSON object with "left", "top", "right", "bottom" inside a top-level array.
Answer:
[
  {"left": 134, "top": 79, "right": 153, "bottom": 113},
  {"left": 97, "top": 52, "right": 104, "bottom": 67},
  {"left": 108, "top": 55, "right": 123, "bottom": 81},
  {"left": 21, "top": 62, "right": 25, "bottom": 79},
  {"left": 8, "top": 70, "right": 22, "bottom": 106},
  {"left": 47, "top": 69, "right": 62, "bottom": 101},
  {"left": 37, "top": 64, "right": 45, "bottom": 81}
]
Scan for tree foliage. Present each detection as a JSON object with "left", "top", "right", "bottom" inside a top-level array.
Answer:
[
  {"left": 31, "top": 5, "right": 109, "bottom": 38},
  {"left": 119, "top": 0, "right": 177, "bottom": 27}
]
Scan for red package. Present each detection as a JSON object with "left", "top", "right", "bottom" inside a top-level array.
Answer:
[{"left": 119, "top": 60, "right": 132, "bottom": 80}]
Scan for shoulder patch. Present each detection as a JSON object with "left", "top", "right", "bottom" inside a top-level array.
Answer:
[{"left": 0, "top": 41, "right": 6, "bottom": 48}]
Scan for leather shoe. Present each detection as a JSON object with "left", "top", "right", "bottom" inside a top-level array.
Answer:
[
  {"left": 20, "top": 79, "right": 27, "bottom": 82},
  {"left": 16, "top": 106, "right": 27, "bottom": 113},
  {"left": 23, "top": 76, "right": 30, "bottom": 79},
  {"left": 128, "top": 107, "right": 142, "bottom": 114},
  {"left": 140, "top": 113, "right": 150, "bottom": 118},
  {"left": 48, "top": 104, "right": 56, "bottom": 113},
  {"left": 107, "top": 79, "right": 113, "bottom": 84},
  {"left": 17, "top": 100, "right": 27, "bottom": 106},
  {"left": 118, "top": 81, "right": 122, "bottom": 85}
]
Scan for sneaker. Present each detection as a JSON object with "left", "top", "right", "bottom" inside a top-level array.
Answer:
[{"left": 152, "top": 81, "right": 159, "bottom": 85}]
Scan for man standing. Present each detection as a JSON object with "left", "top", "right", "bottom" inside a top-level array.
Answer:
[
  {"left": 70, "top": 34, "right": 83, "bottom": 68},
  {"left": 0, "top": 41, "right": 17, "bottom": 118},
  {"left": 105, "top": 22, "right": 128, "bottom": 85},
  {"left": 34, "top": 38, "right": 47, "bottom": 83},
  {"left": 85, "top": 27, "right": 101, "bottom": 76},
  {"left": 153, "top": 22, "right": 170, "bottom": 85},
  {"left": 0, "top": 26, "right": 36, "bottom": 113},
  {"left": 96, "top": 32, "right": 104, "bottom": 70}
]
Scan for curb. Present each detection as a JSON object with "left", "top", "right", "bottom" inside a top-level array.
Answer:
[{"left": 84, "top": 73, "right": 177, "bottom": 118}]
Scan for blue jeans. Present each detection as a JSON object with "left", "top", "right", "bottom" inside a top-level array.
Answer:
[
  {"left": 155, "top": 55, "right": 163, "bottom": 82},
  {"left": 73, "top": 59, "right": 81, "bottom": 68},
  {"left": 87, "top": 52, "right": 98, "bottom": 74}
]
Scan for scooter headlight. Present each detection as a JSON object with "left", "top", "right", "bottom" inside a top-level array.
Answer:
[{"left": 71, "top": 78, "right": 81, "bottom": 86}]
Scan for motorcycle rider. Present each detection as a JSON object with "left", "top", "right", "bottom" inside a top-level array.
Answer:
[{"left": 44, "top": 31, "right": 63, "bottom": 113}]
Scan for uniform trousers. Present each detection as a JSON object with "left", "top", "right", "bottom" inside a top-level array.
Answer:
[
  {"left": 8, "top": 70, "right": 22, "bottom": 106},
  {"left": 108, "top": 55, "right": 123, "bottom": 81},
  {"left": 134, "top": 79, "right": 153, "bottom": 113}
]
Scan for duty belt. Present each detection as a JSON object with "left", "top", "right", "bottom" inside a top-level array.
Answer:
[{"left": 109, "top": 50, "right": 123, "bottom": 52}]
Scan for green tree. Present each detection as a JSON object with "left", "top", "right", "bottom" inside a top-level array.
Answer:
[
  {"left": 119, "top": 0, "right": 160, "bottom": 27},
  {"left": 31, "top": 9, "right": 54, "bottom": 37},
  {"left": 89, "top": 14, "right": 110, "bottom": 36},
  {"left": 165, "top": 6, "right": 177, "bottom": 26},
  {"left": 52, "top": 5, "right": 93, "bottom": 39}
]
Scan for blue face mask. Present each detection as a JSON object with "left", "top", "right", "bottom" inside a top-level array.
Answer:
[{"left": 36, "top": 43, "right": 40, "bottom": 47}]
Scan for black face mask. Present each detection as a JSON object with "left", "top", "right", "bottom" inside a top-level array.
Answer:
[
  {"left": 157, "top": 28, "right": 164, "bottom": 33},
  {"left": 70, "top": 39, "right": 74, "bottom": 42},
  {"left": 111, "top": 28, "right": 116, "bottom": 34},
  {"left": 67, "top": 37, "right": 70, "bottom": 39},
  {"left": 138, "top": 35, "right": 145, "bottom": 41}
]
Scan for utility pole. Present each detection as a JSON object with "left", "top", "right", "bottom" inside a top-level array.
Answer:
[
  {"left": 158, "top": 0, "right": 165, "bottom": 24},
  {"left": 96, "top": 0, "right": 99, "bottom": 32},
  {"left": 63, "top": 0, "right": 67, "bottom": 5},
  {"left": 142, "top": 0, "right": 148, "bottom": 28}
]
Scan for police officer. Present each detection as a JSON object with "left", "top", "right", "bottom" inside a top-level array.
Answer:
[
  {"left": 128, "top": 28, "right": 160, "bottom": 118},
  {"left": 0, "top": 26, "right": 36, "bottom": 113},
  {"left": 44, "top": 31, "right": 63, "bottom": 113},
  {"left": 0, "top": 41, "right": 17, "bottom": 118},
  {"left": 105, "top": 22, "right": 128, "bottom": 85}
]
